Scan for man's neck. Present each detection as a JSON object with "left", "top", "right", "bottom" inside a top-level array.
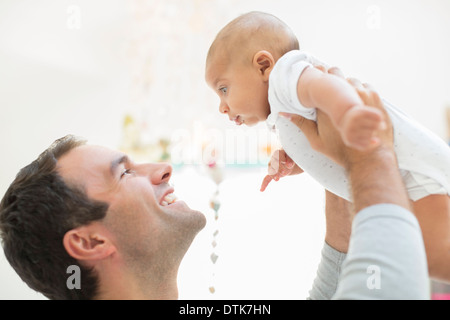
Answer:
[
  {"left": 97, "top": 282, "right": 179, "bottom": 300},
  {"left": 95, "top": 264, "right": 179, "bottom": 300}
]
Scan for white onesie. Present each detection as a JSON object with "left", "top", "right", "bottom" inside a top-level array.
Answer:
[{"left": 267, "top": 50, "right": 450, "bottom": 201}]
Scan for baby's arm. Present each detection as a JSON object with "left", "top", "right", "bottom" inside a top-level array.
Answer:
[{"left": 297, "top": 67, "right": 385, "bottom": 150}]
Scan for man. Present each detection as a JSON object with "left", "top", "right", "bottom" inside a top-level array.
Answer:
[
  {"left": 0, "top": 137, "right": 206, "bottom": 299},
  {"left": 0, "top": 76, "right": 429, "bottom": 299}
]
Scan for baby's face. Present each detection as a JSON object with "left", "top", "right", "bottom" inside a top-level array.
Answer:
[{"left": 205, "top": 52, "right": 271, "bottom": 127}]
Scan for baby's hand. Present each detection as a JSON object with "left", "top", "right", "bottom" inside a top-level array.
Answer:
[
  {"left": 339, "top": 105, "right": 386, "bottom": 151},
  {"left": 260, "top": 149, "right": 303, "bottom": 192}
]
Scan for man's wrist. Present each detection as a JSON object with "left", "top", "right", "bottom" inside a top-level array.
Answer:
[
  {"left": 344, "top": 145, "right": 395, "bottom": 172},
  {"left": 346, "top": 146, "right": 411, "bottom": 213}
]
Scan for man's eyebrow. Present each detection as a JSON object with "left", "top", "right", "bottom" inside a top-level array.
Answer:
[{"left": 110, "top": 154, "right": 130, "bottom": 176}]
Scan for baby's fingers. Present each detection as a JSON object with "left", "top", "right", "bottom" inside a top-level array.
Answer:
[
  {"left": 284, "top": 154, "right": 295, "bottom": 169},
  {"left": 267, "top": 163, "right": 278, "bottom": 175},
  {"left": 260, "top": 175, "right": 273, "bottom": 192}
]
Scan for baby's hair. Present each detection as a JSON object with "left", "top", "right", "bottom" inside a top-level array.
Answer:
[{"left": 207, "top": 11, "right": 299, "bottom": 65}]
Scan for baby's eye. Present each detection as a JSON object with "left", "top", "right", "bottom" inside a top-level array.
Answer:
[
  {"left": 120, "top": 168, "right": 133, "bottom": 179},
  {"left": 219, "top": 87, "right": 227, "bottom": 94}
]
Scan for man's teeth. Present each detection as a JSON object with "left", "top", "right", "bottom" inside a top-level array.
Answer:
[{"left": 161, "top": 193, "right": 177, "bottom": 206}]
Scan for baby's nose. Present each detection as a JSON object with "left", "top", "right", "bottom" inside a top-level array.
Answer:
[{"left": 219, "top": 103, "right": 229, "bottom": 114}]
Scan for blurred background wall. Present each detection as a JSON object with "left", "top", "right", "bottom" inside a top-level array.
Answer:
[{"left": 0, "top": 0, "right": 449, "bottom": 299}]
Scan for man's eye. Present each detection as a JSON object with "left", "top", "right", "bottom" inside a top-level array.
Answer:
[{"left": 120, "top": 169, "right": 133, "bottom": 179}]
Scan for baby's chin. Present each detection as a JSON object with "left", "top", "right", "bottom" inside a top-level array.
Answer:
[{"left": 242, "top": 118, "right": 262, "bottom": 127}]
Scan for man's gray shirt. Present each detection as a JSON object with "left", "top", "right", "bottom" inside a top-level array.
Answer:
[{"left": 308, "top": 204, "right": 430, "bottom": 300}]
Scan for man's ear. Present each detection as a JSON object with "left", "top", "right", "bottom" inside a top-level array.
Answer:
[
  {"left": 253, "top": 50, "right": 275, "bottom": 81},
  {"left": 63, "top": 224, "right": 116, "bottom": 262}
]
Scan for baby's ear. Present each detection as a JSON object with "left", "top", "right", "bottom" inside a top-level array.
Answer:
[{"left": 253, "top": 50, "right": 275, "bottom": 80}]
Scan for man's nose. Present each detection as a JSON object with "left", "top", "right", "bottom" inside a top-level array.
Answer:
[{"left": 149, "top": 163, "right": 172, "bottom": 185}]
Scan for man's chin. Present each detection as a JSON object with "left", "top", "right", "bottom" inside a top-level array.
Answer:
[{"left": 164, "top": 200, "right": 206, "bottom": 229}]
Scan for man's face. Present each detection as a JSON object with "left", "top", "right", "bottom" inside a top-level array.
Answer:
[{"left": 57, "top": 145, "right": 206, "bottom": 267}]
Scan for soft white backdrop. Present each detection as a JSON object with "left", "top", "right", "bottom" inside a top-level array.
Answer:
[{"left": 0, "top": 0, "right": 449, "bottom": 299}]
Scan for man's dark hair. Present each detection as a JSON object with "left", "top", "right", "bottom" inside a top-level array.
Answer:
[{"left": 0, "top": 135, "right": 109, "bottom": 300}]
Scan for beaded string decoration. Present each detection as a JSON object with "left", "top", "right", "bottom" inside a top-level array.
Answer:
[{"left": 206, "top": 159, "right": 223, "bottom": 294}]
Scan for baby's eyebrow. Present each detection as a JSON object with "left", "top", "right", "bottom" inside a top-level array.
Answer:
[
  {"left": 206, "top": 71, "right": 224, "bottom": 89},
  {"left": 110, "top": 154, "right": 130, "bottom": 176},
  {"left": 214, "top": 77, "right": 225, "bottom": 87}
]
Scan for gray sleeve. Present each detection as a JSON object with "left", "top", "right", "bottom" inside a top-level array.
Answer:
[
  {"left": 307, "top": 242, "right": 347, "bottom": 300},
  {"left": 332, "top": 204, "right": 430, "bottom": 300}
]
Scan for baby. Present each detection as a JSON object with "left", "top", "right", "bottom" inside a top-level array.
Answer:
[{"left": 205, "top": 11, "right": 450, "bottom": 281}]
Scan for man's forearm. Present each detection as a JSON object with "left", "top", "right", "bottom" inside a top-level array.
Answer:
[
  {"left": 324, "top": 190, "right": 353, "bottom": 253},
  {"left": 307, "top": 191, "right": 352, "bottom": 300},
  {"left": 337, "top": 138, "right": 428, "bottom": 300},
  {"left": 347, "top": 147, "right": 411, "bottom": 213},
  {"left": 332, "top": 204, "right": 430, "bottom": 300}
]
